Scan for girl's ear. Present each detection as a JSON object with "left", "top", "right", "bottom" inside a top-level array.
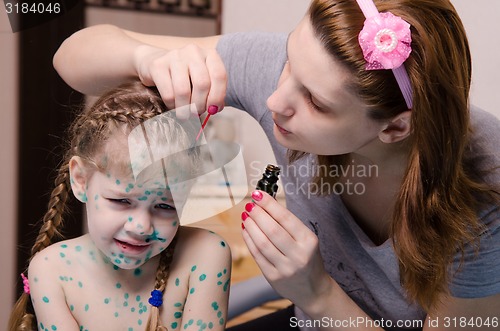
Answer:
[
  {"left": 69, "top": 156, "right": 89, "bottom": 203},
  {"left": 378, "top": 110, "right": 412, "bottom": 144}
]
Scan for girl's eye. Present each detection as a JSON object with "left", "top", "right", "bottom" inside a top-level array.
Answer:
[
  {"left": 109, "top": 198, "right": 130, "bottom": 205},
  {"left": 156, "top": 204, "right": 176, "bottom": 211}
]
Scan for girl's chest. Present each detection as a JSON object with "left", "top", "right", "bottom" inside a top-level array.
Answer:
[{"left": 62, "top": 273, "right": 189, "bottom": 330}]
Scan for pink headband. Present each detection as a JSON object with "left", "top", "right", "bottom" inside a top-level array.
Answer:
[{"left": 356, "top": 0, "right": 413, "bottom": 109}]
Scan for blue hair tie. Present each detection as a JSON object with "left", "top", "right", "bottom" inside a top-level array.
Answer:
[{"left": 148, "top": 289, "right": 163, "bottom": 307}]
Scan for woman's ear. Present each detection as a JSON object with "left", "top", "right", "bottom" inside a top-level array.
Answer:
[
  {"left": 69, "top": 156, "right": 89, "bottom": 203},
  {"left": 378, "top": 110, "right": 412, "bottom": 144}
]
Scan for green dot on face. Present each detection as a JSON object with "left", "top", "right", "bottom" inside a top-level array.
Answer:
[
  {"left": 138, "top": 319, "right": 142, "bottom": 326},
  {"left": 220, "top": 241, "right": 226, "bottom": 247},
  {"left": 136, "top": 295, "right": 141, "bottom": 302},
  {"left": 171, "top": 322, "right": 178, "bottom": 329},
  {"left": 70, "top": 305, "right": 74, "bottom": 311},
  {"left": 116, "top": 179, "right": 121, "bottom": 185},
  {"left": 59, "top": 252, "right": 65, "bottom": 258},
  {"left": 116, "top": 282, "right": 122, "bottom": 289},
  {"left": 189, "top": 288, "right": 195, "bottom": 294},
  {"left": 61, "top": 244, "right": 68, "bottom": 248},
  {"left": 175, "top": 278, "right": 180, "bottom": 286},
  {"left": 134, "top": 268, "right": 142, "bottom": 276},
  {"left": 85, "top": 304, "right": 89, "bottom": 312},
  {"left": 75, "top": 246, "right": 82, "bottom": 252},
  {"left": 104, "top": 298, "right": 110, "bottom": 304},
  {"left": 191, "top": 265, "right": 197, "bottom": 272},
  {"left": 174, "top": 311, "right": 182, "bottom": 318},
  {"left": 51, "top": 325, "right": 57, "bottom": 330},
  {"left": 199, "top": 274, "right": 206, "bottom": 281},
  {"left": 78, "top": 281, "right": 83, "bottom": 288},
  {"left": 42, "top": 296, "right": 49, "bottom": 303},
  {"left": 114, "top": 312, "right": 119, "bottom": 318}
]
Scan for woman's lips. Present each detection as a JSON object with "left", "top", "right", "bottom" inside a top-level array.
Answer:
[
  {"left": 114, "top": 239, "right": 150, "bottom": 255},
  {"left": 275, "top": 122, "right": 291, "bottom": 134}
]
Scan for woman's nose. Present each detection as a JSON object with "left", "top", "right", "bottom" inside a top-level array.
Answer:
[
  {"left": 124, "top": 211, "right": 154, "bottom": 236},
  {"left": 267, "top": 78, "right": 297, "bottom": 117}
]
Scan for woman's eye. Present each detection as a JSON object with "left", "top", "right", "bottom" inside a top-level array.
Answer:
[
  {"left": 307, "top": 95, "right": 323, "bottom": 112},
  {"left": 156, "top": 204, "right": 176, "bottom": 211}
]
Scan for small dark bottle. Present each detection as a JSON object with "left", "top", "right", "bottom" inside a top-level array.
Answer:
[{"left": 256, "top": 164, "right": 281, "bottom": 198}]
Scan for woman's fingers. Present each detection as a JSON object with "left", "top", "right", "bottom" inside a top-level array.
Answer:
[{"left": 135, "top": 44, "right": 226, "bottom": 114}]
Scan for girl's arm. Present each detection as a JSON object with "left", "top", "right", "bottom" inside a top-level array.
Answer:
[
  {"left": 28, "top": 250, "right": 80, "bottom": 331},
  {"left": 177, "top": 227, "right": 232, "bottom": 330},
  {"left": 53, "top": 25, "right": 225, "bottom": 113}
]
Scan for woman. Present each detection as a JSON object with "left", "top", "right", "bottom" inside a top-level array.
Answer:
[{"left": 53, "top": 0, "right": 499, "bottom": 330}]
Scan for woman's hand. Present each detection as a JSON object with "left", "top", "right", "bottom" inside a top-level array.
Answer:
[
  {"left": 134, "top": 43, "right": 227, "bottom": 114},
  {"left": 240, "top": 190, "right": 334, "bottom": 313}
]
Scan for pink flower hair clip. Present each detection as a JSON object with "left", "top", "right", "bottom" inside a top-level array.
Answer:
[{"left": 356, "top": 0, "right": 413, "bottom": 109}]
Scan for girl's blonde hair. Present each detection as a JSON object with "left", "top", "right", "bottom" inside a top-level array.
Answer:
[
  {"left": 301, "top": 0, "right": 499, "bottom": 312},
  {"left": 9, "top": 80, "right": 199, "bottom": 330}
]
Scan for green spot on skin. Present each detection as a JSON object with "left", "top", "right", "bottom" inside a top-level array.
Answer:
[
  {"left": 189, "top": 288, "right": 195, "bottom": 294},
  {"left": 75, "top": 246, "right": 82, "bottom": 252},
  {"left": 219, "top": 318, "right": 224, "bottom": 325},
  {"left": 199, "top": 274, "right": 206, "bottom": 281},
  {"left": 116, "top": 179, "right": 121, "bottom": 185},
  {"left": 104, "top": 298, "right": 110, "bottom": 304},
  {"left": 114, "top": 312, "right": 119, "bottom": 317},
  {"left": 145, "top": 190, "right": 151, "bottom": 195},
  {"left": 138, "top": 196, "right": 148, "bottom": 201},
  {"left": 191, "top": 265, "right": 197, "bottom": 272},
  {"left": 148, "top": 230, "right": 166, "bottom": 243},
  {"left": 61, "top": 244, "right": 68, "bottom": 248},
  {"left": 220, "top": 241, "right": 226, "bottom": 247},
  {"left": 70, "top": 305, "right": 74, "bottom": 311},
  {"left": 174, "top": 302, "right": 182, "bottom": 307},
  {"left": 94, "top": 194, "right": 99, "bottom": 200},
  {"left": 211, "top": 302, "right": 219, "bottom": 311},
  {"left": 133, "top": 268, "right": 142, "bottom": 276},
  {"left": 78, "top": 281, "right": 83, "bottom": 288},
  {"left": 174, "top": 311, "right": 182, "bottom": 319},
  {"left": 136, "top": 295, "right": 141, "bottom": 302},
  {"left": 175, "top": 278, "right": 180, "bottom": 286},
  {"left": 51, "top": 325, "right": 57, "bottom": 330},
  {"left": 138, "top": 319, "right": 143, "bottom": 326},
  {"left": 131, "top": 307, "right": 136, "bottom": 312},
  {"left": 116, "top": 282, "right": 122, "bottom": 289},
  {"left": 115, "top": 259, "right": 122, "bottom": 264},
  {"left": 60, "top": 252, "right": 65, "bottom": 258},
  {"left": 42, "top": 296, "right": 49, "bottom": 303},
  {"left": 208, "top": 322, "right": 213, "bottom": 329},
  {"left": 85, "top": 304, "right": 89, "bottom": 312},
  {"left": 128, "top": 216, "right": 133, "bottom": 222},
  {"left": 172, "top": 322, "right": 178, "bottom": 329},
  {"left": 34, "top": 277, "right": 38, "bottom": 282}
]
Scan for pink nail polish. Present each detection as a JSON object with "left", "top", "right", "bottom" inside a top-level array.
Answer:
[
  {"left": 245, "top": 202, "right": 255, "bottom": 213},
  {"left": 241, "top": 212, "right": 249, "bottom": 221},
  {"left": 208, "top": 105, "right": 219, "bottom": 115},
  {"left": 251, "top": 190, "right": 263, "bottom": 202}
]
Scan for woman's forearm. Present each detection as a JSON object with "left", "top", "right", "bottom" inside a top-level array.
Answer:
[{"left": 53, "top": 24, "right": 142, "bottom": 95}]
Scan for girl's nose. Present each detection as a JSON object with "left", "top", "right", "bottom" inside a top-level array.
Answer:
[{"left": 124, "top": 212, "right": 154, "bottom": 236}]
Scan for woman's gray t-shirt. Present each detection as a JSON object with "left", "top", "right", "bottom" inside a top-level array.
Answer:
[{"left": 217, "top": 31, "right": 500, "bottom": 330}]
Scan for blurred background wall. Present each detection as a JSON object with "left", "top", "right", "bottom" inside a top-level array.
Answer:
[{"left": 1, "top": 0, "right": 499, "bottom": 326}]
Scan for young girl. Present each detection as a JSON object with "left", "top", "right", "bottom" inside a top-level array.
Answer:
[
  {"left": 53, "top": 0, "right": 499, "bottom": 330},
  {"left": 9, "top": 81, "right": 231, "bottom": 331}
]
